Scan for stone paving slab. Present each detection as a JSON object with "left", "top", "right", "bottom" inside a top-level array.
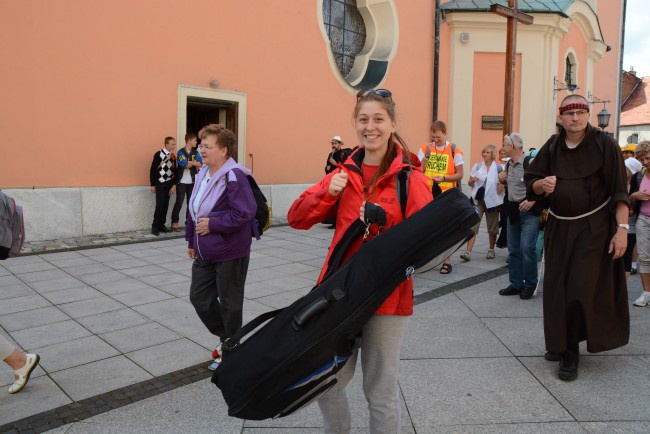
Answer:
[
  {"left": 27, "top": 276, "right": 89, "bottom": 293},
  {"left": 11, "top": 319, "right": 93, "bottom": 349},
  {"left": 400, "top": 358, "right": 573, "bottom": 429},
  {"left": 0, "top": 306, "right": 69, "bottom": 332},
  {"left": 125, "top": 339, "right": 210, "bottom": 377},
  {"left": 75, "top": 308, "right": 150, "bottom": 334},
  {"left": 49, "top": 356, "right": 153, "bottom": 402},
  {"left": 41, "top": 286, "right": 106, "bottom": 305},
  {"left": 402, "top": 316, "right": 512, "bottom": 359},
  {"left": 33, "top": 335, "right": 121, "bottom": 373},
  {"left": 0, "top": 376, "right": 72, "bottom": 426},
  {"left": 99, "top": 322, "right": 181, "bottom": 354}
]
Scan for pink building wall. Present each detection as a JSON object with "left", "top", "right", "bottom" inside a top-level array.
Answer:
[{"left": 0, "top": 1, "right": 435, "bottom": 189}]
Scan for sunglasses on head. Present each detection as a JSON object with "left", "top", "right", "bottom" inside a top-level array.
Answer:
[{"left": 356, "top": 88, "right": 393, "bottom": 102}]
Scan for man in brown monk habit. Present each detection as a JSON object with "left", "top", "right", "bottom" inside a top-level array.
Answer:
[{"left": 525, "top": 94, "right": 630, "bottom": 381}]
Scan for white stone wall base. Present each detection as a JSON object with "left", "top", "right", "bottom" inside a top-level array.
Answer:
[{"left": 4, "top": 184, "right": 312, "bottom": 242}]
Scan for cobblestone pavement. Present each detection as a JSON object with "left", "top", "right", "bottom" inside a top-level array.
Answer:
[{"left": 20, "top": 229, "right": 187, "bottom": 256}]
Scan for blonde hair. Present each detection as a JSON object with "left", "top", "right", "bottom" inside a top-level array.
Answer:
[
  {"left": 636, "top": 141, "right": 650, "bottom": 160},
  {"left": 482, "top": 144, "right": 497, "bottom": 161}
]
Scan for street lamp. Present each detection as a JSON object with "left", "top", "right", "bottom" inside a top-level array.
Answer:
[
  {"left": 588, "top": 92, "right": 612, "bottom": 130},
  {"left": 597, "top": 107, "right": 611, "bottom": 129}
]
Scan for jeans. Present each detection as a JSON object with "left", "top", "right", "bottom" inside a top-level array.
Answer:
[
  {"left": 507, "top": 211, "right": 539, "bottom": 289},
  {"left": 171, "top": 183, "right": 194, "bottom": 224}
]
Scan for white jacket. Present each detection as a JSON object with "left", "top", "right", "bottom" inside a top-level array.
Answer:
[{"left": 470, "top": 161, "right": 504, "bottom": 209}]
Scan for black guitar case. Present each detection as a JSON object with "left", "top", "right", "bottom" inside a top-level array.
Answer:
[{"left": 212, "top": 188, "right": 479, "bottom": 420}]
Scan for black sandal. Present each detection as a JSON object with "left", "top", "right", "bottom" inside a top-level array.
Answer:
[{"left": 440, "top": 263, "right": 452, "bottom": 274}]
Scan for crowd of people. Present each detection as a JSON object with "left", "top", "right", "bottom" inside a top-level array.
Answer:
[
  {"left": 2, "top": 90, "right": 646, "bottom": 434},
  {"left": 144, "top": 90, "right": 643, "bottom": 432}
]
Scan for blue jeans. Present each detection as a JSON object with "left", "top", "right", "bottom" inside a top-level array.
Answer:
[{"left": 507, "top": 211, "right": 539, "bottom": 289}]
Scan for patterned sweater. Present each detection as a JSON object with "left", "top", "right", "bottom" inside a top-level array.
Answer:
[{"left": 149, "top": 149, "right": 177, "bottom": 186}]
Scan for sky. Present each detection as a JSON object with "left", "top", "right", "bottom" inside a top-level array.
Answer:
[{"left": 623, "top": 0, "right": 650, "bottom": 77}]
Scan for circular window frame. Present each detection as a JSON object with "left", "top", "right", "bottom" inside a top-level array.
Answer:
[{"left": 318, "top": 0, "right": 399, "bottom": 93}]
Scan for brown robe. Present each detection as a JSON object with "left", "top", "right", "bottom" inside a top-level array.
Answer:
[{"left": 525, "top": 124, "right": 630, "bottom": 353}]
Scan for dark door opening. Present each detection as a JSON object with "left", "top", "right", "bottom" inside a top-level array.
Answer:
[{"left": 186, "top": 97, "right": 239, "bottom": 152}]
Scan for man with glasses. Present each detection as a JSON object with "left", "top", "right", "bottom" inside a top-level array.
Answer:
[
  {"left": 498, "top": 132, "right": 540, "bottom": 300},
  {"left": 525, "top": 94, "right": 630, "bottom": 381}
]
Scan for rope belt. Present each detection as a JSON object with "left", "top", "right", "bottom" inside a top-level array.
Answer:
[{"left": 548, "top": 197, "right": 610, "bottom": 220}]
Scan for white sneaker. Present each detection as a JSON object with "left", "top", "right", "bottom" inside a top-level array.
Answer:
[{"left": 633, "top": 292, "right": 650, "bottom": 307}]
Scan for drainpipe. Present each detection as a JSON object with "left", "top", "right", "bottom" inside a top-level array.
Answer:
[
  {"left": 433, "top": 0, "right": 440, "bottom": 121},
  {"left": 617, "top": 0, "right": 627, "bottom": 136}
]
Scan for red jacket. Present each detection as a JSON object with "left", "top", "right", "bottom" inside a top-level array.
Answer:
[{"left": 288, "top": 146, "right": 433, "bottom": 315}]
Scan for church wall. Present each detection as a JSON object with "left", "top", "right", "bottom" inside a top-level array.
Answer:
[{"left": 0, "top": 0, "right": 436, "bottom": 240}]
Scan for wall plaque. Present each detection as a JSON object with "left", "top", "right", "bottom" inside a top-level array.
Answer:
[{"left": 482, "top": 116, "right": 504, "bottom": 130}]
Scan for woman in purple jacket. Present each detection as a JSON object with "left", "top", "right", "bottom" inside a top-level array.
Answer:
[{"left": 186, "top": 124, "right": 256, "bottom": 369}]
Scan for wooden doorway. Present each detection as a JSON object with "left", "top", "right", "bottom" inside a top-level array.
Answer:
[
  {"left": 178, "top": 85, "right": 247, "bottom": 164},
  {"left": 186, "top": 97, "right": 240, "bottom": 160}
]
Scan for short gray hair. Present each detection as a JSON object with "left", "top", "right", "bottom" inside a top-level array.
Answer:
[{"left": 505, "top": 132, "right": 524, "bottom": 150}]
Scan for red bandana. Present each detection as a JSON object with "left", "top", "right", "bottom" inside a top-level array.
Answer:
[{"left": 559, "top": 103, "right": 589, "bottom": 115}]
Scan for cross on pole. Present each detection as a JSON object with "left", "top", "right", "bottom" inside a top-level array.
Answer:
[{"left": 489, "top": 0, "right": 533, "bottom": 137}]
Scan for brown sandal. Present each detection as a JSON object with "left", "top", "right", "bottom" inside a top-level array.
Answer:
[{"left": 440, "top": 263, "right": 452, "bottom": 274}]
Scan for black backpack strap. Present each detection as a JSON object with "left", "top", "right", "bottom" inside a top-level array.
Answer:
[{"left": 396, "top": 168, "right": 409, "bottom": 217}]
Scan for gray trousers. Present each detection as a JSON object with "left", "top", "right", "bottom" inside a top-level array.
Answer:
[
  {"left": 636, "top": 215, "right": 650, "bottom": 274},
  {"left": 317, "top": 314, "right": 409, "bottom": 434},
  {"left": 189, "top": 256, "right": 249, "bottom": 340},
  {"left": 0, "top": 335, "right": 16, "bottom": 360}
]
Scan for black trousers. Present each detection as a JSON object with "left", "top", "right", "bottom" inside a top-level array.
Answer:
[
  {"left": 189, "top": 256, "right": 250, "bottom": 341},
  {"left": 152, "top": 181, "right": 174, "bottom": 230},
  {"left": 171, "top": 183, "right": 193, "bottom": 224}
]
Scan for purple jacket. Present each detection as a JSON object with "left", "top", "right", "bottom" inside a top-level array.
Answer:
[{"left": 186, "top": 160, "right": 256, "bottom": 262}]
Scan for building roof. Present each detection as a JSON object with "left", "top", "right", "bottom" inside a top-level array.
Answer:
[
  {"left": 620, "top": 77, "right": 650, "bottom": 127},
  {"left": 621, "top": 70, "right": 643, "bottom": 108},
  {"left": 441, "top": 0, "right": 574, "bottom": 18}
]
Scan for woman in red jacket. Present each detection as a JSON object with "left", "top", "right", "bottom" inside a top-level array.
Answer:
[{"left": 288, "top": 89, "right": 432, "bottom": 433}]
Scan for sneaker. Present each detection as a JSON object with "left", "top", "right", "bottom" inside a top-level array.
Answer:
[
  {"left": 208, "top": 357, "right": 222, "bottom": 371},
  {"left": 460, "top": 251, "right": 471, "bottom": 262},
  {"left": 633, "top": 292, "right": 650, "bottom": 307},
  {"left": 171, "top": 222, "right": 180, "bottom": 232},
  {"left": 631, "top": 267, "right": 638, "bottom": 275},
  {"left": 486, "top": 249, "right": 495, "bottom": 259}
]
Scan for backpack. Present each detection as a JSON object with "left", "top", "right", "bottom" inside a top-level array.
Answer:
[
  {"left": 0, "top": 191, "right": 25, "bottom": 260},
  {"left": 225, "top": 172, "right": 271, "bottom": 240}
]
